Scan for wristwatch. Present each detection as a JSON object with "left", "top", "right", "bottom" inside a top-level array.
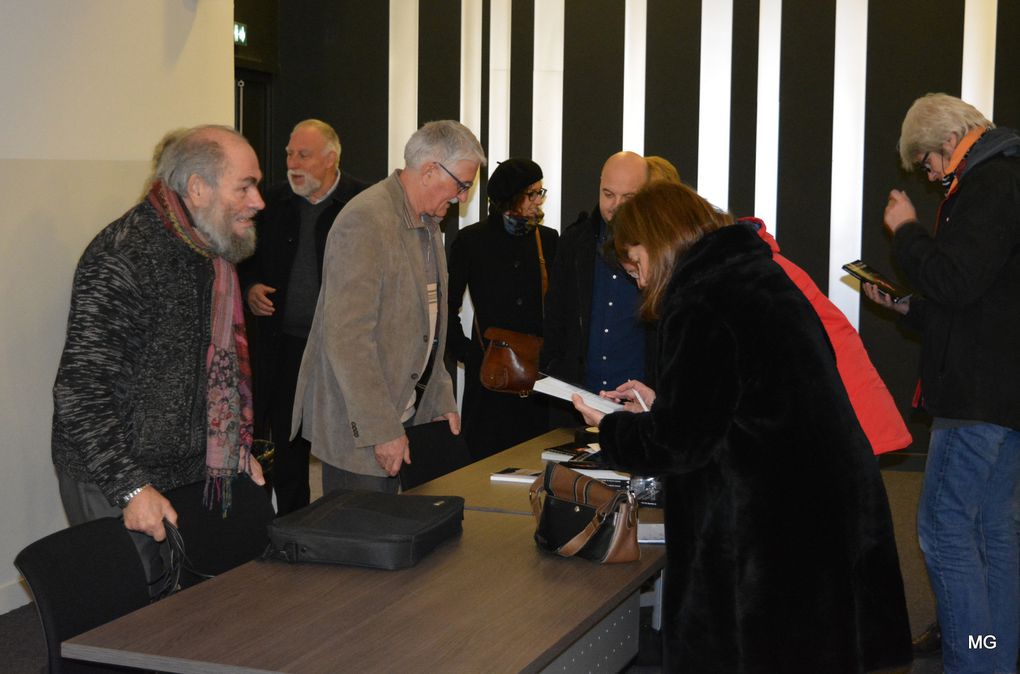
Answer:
[{"left": 118, "top": 485, "right": 148, "bottom": 509}]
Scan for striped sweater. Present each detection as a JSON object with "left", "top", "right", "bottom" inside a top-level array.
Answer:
[{"left": 52, "top": 201, "right": 213, "bottom": 506}]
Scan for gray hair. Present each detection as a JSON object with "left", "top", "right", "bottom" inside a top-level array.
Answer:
[
  {"left": 403, "top": 120, "right": 486, "bottom": 170},
  {"left": 898, "top": 93, "right": 994, "bottom": 170},
  {"left": 292, "top": 119, "right": 342, "bottom": 169},
  {"left": 156, "top": 124, "right": 247, "bottom": 195}
]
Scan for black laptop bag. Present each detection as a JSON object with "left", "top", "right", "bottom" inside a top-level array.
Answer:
[{"left": 263, "top": 490, "right": 465, "bottom": 570}]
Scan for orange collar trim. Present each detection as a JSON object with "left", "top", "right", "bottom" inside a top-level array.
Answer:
[{"left": 944, "top": 126, "right": 987, "bottom": 194}]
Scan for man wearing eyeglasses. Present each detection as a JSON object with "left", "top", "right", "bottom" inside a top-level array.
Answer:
[
  {"left": 541, "top": 151, "right": 653, "bottom": 424},
  {"left": 866, "top": 93, "right": 1020, "bottom": 674},
  {"left": 292, "top": 120, "right": 486, "bottom": 494}
]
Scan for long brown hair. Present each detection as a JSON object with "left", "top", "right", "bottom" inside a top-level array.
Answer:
[{"left": 612, "top": 182, "right": 733, "bottom": 320}]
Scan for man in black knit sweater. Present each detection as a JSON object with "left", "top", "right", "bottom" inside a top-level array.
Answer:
[{"left": 52, "top": 125, "right": 267, "bottom": 584}]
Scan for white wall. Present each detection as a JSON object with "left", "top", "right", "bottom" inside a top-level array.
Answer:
[{"left": 0, "top": 0, "right": 234, "bottom": 613}]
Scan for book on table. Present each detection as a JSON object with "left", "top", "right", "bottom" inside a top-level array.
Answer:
[
  {"left": 540, "top": 441, "right": 602, "bottom": 463},
  {"left": 490, "top": 467, "right": 543, "bottom": 484}
]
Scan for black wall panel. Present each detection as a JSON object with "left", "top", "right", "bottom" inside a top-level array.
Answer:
[
  {"left": 418, "top": 0, "right": 462, "bottom": 127},
  {"left": 774, "top": 0, "right": 836, "bottom": 291},
  {"left": 560, "top": 0, "right": 627, "bottom": 223},
  {"left": 644, "top": 0, "right": 701, "bottom": 187},
  {"left": 995, "top": 1, "right": 1020, "bottom": 129},
  {"left": 728, "top": 0, "right": 760, "bottom": 218},
  {"left": 273, "top": 0, "right": 390, "bottom": 187},
  {"left": 508, "top": 0, "right": 535, "bottom": 161}
]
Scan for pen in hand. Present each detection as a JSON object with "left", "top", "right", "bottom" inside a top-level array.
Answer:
[{"left": 632, "top": 389, "right": 650, "bottom": 412}]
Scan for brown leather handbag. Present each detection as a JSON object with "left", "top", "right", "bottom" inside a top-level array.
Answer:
[
  {"left": 529, "top": 463, "right": 640, "bottom": 563},
  {"left": 479, "top": 327, "right": 543, "bottom": 395},
  {"left": 476, "top": 228, "right": 548, "bottom": 396}
]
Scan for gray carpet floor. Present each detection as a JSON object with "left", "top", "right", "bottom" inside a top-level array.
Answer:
[{"left": 0, "top": 464, "right": 946, "bottom": 674}]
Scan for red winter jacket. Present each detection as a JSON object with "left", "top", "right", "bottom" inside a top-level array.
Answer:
[{"left": 748, "top": 219, "right": 911, "bottom": 454}]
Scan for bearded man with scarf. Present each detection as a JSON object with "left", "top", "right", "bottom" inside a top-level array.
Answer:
[
  {"left": 867, "top": 93, "right": 1020, "bottom": 674},
  {"left": 52, "top": 125, "right": 267, "bottom": 586}
]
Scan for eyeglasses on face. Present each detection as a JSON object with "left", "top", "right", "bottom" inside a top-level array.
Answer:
[
  {"left": 525, "top": 188, "right": 548, "bottom": 201},
  {"left": 436, "top": 162, "right": 472, "bottom": 194},
  {"left": 918, "top": 152, "right": 932, "bottom": 174}
]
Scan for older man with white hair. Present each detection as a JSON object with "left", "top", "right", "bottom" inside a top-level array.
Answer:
[
  {"left": 240, "top": 119, "right": 366, "bottom": 515},
  {"left": 293, "top": 120, "right": 485, "bottom": 494},
  {"left": 53, "top": 124, "right": 267, "bottom": 585}
]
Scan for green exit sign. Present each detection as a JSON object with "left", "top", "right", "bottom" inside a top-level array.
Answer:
[{"left": 234, "top": 22, "right": 248, "bottom": 46}]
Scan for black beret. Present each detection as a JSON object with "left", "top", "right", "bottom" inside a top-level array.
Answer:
[{"left": 487, "top": 158, "right": 543, "bottom": 202}]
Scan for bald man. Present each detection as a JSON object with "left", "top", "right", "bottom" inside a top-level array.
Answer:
[{"left": 541, "top": 151, "right": 653, "bottom": 405}]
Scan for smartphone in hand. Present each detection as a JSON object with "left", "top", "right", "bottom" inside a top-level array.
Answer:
[{"left": 842, "top": 260, "right": 911, "bottom": 303}]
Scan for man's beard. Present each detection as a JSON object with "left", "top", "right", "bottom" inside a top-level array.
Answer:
[
  {"left": 288, "top": 170, "right": 322, "bottom": 198},
  {"left": 193, "top": 206, "right": 257, "bottom": 264}
]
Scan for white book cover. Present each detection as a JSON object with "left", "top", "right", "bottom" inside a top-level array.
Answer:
[
  {"left": 532, "top": 376, "right": 624, "bottom": 414},
  {"left": 489, "top": 467, "right": 542, "bottom": 484}
]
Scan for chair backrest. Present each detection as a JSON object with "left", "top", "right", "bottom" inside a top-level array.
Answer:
[
  {"left": 163, "top": 475, "right": 275, "bottom": 589},
  {"left": 400, "top": 420, "right": 473, "bottom": 490},
  {"left": 15, "top": 517, "right": 150, "bottom": 674}
]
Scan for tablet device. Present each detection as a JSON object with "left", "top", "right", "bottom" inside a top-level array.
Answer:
[{"left": 842, "top": 260, "right": 911, "bottom": 303}]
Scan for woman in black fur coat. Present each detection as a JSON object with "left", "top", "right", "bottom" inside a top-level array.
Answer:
[{"left": 572, "top": 182, "right": 912, "bottom": 673}]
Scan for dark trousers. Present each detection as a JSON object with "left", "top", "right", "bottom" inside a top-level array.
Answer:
[
  {"left": 270, "top": 334, "right": 312, "bottom": 516},
  {"left": 321, "top": 462, "right": 401, "bottom": 495}
]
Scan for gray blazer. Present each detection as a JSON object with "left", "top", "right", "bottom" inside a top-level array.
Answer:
[{"left": 292, "top": 172, "right": 457, "bottom": 476}]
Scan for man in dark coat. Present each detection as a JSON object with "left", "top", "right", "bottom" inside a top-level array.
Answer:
[
  {"left": 541, "top": 151, "right": 654, "bottom": 426},
  {"left": 866, "top": 93, "right": 1020, "bottom": 674},
  {"left": 239, "top": 119, "right": 366, "bottom": 515}
]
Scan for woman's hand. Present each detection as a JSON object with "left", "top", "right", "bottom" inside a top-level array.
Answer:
[
  {"left": 600, "top": 379, "right": 656, "bottom": 413},
  {"left": 571, "top": 394, "right": 605, "bottom": 427}
]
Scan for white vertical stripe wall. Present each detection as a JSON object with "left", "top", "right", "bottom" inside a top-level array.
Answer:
[
  {"left": 754, "top": 0, "right": 782, "bottom": 235},
  {"left": 622, "top": 0, "right": 648, "bottom": 154},
  {"left": 488, "top": 0, "right": 513, "bottom": 174},
  {"left": 388, "top": 0, "right": 419, "bottom": 172},
  {"left": 460, "top": 0, "right": 485, "bottom": 228},
  {"left": 455, "top": 0, "right": 486, "bottom": 413},
  {"left": 961, "top": 0, "right": 997, "bottom": 117},
  {"left": 416, "top": 0, "right": 1003, "bottom": 320},
  {"left": 697, "top": 0, "right": 734, "bottom": 210},
  {"left": 532, "top": 0, "right": 566, "bottom": 233},
  {"left": 828, "top": 0, "right": 869, "bottom": 328}
]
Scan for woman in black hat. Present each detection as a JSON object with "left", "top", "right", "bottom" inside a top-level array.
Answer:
[{"left": 447, "top": 158, "right": 558, "bottom": 460}]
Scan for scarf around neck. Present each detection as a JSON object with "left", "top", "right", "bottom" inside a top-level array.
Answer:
[{"left": 146, "top": 180, "right": 254, "bottom": 514}]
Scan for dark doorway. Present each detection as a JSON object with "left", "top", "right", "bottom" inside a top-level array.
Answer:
[{"left": 235, "top": 68, "right": 274, "bottom": 185}]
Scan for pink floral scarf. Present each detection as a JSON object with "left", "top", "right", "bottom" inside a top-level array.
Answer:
[{"left": 147, "top": 180, "right": 254, "bottom": 513}]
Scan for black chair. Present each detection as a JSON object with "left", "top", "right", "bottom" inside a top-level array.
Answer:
[
  {"left": 400, "top": 420, "right": 473, "bottom": 490},
  {"left": 15, "top": 517, "right": 150, "bottom": 674},
  {"left": 163, "top": 474, "right": 275, "bottom": 589}
]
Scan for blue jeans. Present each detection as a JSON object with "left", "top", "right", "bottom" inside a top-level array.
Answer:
[{"left": 918, "top": 421, "right": 1020, "bottom": 674}]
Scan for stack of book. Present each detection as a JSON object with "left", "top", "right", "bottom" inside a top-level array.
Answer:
[{"left": 539, "top": 440, "right": 664, "bottom": 507}]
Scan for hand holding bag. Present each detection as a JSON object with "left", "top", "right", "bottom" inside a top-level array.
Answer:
[{"left": 529, "top": 462, "right": 640, "bottom": 563}]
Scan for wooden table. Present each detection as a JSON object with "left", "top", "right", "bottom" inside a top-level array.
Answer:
[
  {"left": 63, "top": 432, "right": 667, "bottom": 673},
  {"left": 410, "top": 428, "right": 573, "bottom": 514}
]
